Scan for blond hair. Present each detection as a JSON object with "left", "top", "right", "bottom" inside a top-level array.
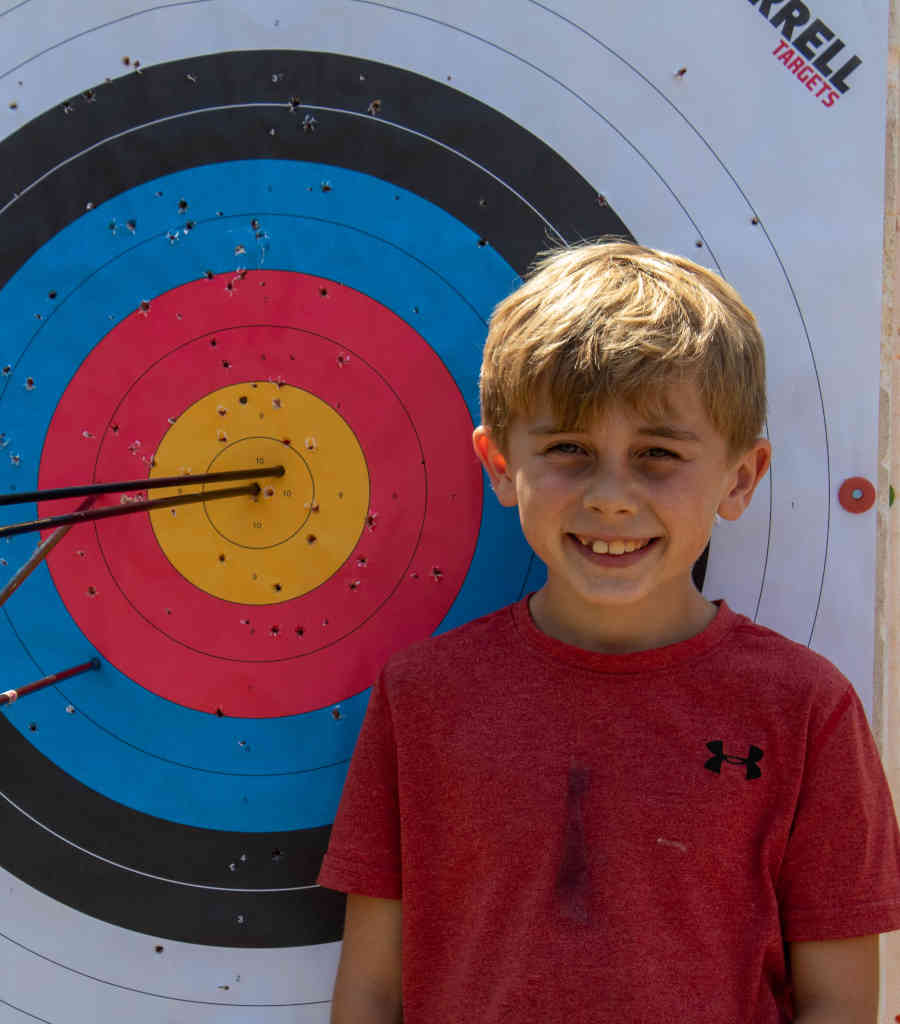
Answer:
[{"left": 479, "top": 240, "right": 766, "bottom": 456}]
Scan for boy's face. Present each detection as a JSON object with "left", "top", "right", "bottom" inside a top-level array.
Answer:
[{"left": 473, "top": 377, "right": 771, "bottom": 649}]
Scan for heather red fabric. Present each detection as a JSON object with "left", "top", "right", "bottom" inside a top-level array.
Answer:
[{"left": 318, "top": 599, "right": 900, "bottom": 1023}]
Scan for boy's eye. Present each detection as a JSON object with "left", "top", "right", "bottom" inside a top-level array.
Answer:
[
  {"left": 642, "top": 447, "right": 678, "bottom": 459},
  {"left": 546, "top": 441, "right": 586, "bottom": 455}
]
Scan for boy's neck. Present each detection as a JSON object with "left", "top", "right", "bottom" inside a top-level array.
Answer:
[{"left": 528, "top": 580, "right": 718, "bottom": 654}]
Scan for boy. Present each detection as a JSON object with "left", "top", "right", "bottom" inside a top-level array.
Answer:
[{"left": 318, "top": 241, "right": 900, "bottom": 1022}]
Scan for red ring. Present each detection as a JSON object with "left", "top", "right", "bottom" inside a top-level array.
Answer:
[
  {"left": 40, "top": 272, "right": 481, "bottom": 717},
  {"left": 838, "top": 476, "right": 875, "bottom": 514},
  {"left": 94, "top": 326, "right": 420, "bottom": 652}
]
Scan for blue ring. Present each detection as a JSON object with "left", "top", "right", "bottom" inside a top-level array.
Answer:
[{"left": 0, "top": 160, "right": 534, "bottom": 831}]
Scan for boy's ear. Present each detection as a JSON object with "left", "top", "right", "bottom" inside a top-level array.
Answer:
[
  {"left": 472, "top": 426, "right": 517, "bottom": 507},
  {"left": 717, "top": 438, "right": 772, "bottom": 521}
]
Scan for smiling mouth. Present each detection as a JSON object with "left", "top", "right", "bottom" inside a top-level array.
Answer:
[{"left": 573, "top": 535, "right": 654, "bottom": 556}]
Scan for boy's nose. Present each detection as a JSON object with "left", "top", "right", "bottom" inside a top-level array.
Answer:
[{"left": 582, "top": 464, "right": 639, "bottom": 514}]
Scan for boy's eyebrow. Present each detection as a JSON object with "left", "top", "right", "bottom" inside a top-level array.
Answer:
[
  {"left": 637, "top": 425, "right": 702, "bottom": 442},
  {"left": 527, "top": 423, "right": 702, "bottom": 441},
  {"left": 527, "top": 423, "right": 567, "bottom": 435}
]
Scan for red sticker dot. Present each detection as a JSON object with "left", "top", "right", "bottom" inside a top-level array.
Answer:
[{"left": 837, "top": 476, "right": 875, "bottom": 514}]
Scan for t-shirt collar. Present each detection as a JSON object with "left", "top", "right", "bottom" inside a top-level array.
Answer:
[{"left": 511, "top": 594, "right": 740, "bottom": 675}]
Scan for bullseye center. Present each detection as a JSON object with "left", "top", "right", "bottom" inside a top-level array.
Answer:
[{"left": 204, "top": 437, "right": 314, "bottom": 549}]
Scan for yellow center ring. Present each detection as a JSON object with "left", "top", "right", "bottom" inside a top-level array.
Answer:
[{"left": 148, "top": 382, "right": 370, "bottom": 604}]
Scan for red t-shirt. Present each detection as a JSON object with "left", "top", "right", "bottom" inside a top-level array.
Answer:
[{"left": 318, "top": 599, "right": 900, "bottom": 1022}]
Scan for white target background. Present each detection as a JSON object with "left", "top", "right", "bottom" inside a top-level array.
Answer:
[{"left": 0, "top": 0, "right": 889, "bottom": 1020}]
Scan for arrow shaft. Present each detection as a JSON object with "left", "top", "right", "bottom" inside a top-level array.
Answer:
[
  {"left": 0, "top": 658, "right": 100, "bottom": 707},
  {"left": 0, "top": 496, "right": 95, "bottom": 607},
  {"left": 0, "top": 465, "right": 284, "bottom": 508},
  {"left": 0, "top": 482, "right": 260, "bottom": 540}
]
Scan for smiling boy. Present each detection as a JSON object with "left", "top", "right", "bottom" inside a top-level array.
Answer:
[
  {"left": 319, "top": 241, "right": 900, "bottom": 1023},
  {"left": 477, "top": 374, "right": 768, "bottom": 654}
]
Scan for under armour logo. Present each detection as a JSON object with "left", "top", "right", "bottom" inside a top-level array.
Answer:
[{"left": 704, "top": 740, "right": 763, "bottom": 780}]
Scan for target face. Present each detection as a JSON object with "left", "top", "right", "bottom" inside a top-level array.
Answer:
[
  {"left": 0, "top": 38, "right": 624, "bottom": 1014},
  {"left": 0, "top": 1, "right": 887, "bottom": 1020}
]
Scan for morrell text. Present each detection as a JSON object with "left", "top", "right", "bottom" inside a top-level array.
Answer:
[{"left": 748, "top": 0, "right": 862, "bottom": 109}]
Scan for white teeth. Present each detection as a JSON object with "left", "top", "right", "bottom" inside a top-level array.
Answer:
[{"left": 579, "top": 537, "right": 649, "bottom": 556}]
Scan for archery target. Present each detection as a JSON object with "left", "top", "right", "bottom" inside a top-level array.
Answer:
[
  {"left": 0, "top": 0, "right": 887, "bottom": 1019},
  {"left": 0, "top": 35, "right": 624, "bottom": 1020}
]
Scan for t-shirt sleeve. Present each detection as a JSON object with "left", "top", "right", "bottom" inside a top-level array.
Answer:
[
  {"left": 777, "top": 684, "right": 900, "bottom": 941},
  {"left": 317, "top": 673, "right": 402, "bottom": 900}
]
